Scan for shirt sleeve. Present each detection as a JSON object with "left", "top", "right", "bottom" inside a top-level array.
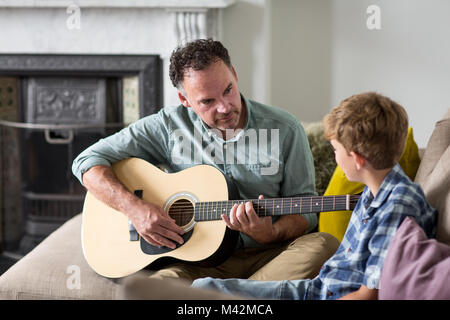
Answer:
[
  {"left": 363, "top": 202, "right": 411, "bottom": 289},
  {"left": 72, "top": 112, "right": 169, "bottom": 185},
  {"left": 280, "top": 120, "right": 317, "bottom": 233}
]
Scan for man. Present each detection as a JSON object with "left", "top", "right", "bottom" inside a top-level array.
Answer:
[{"left": 72, "top": 39, "right": 339, "bottom": 282}]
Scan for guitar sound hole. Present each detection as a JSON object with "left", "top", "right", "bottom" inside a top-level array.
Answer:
[{"left": 168, "top": 199, "right": 194, "bottom": 228}]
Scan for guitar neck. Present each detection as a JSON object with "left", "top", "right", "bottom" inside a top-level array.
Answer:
[{"left": 194, "top": 195, "right": 360, "bottom": 221}]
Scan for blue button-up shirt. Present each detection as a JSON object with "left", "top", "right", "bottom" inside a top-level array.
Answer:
[{"left": 306, "top": 164, "right": 437, "bottom": 299}]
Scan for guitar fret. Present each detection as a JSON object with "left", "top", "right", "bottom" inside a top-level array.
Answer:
[
  {"left": 202, "top": 202, "right": 205, "bottom": 221},
  {"left": 264, "top": 200, "right": 267, "bottom": 216},
  {"left": 300, "top": 197, "right": 303, "bottom": 214}
]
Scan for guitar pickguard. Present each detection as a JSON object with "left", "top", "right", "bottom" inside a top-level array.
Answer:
[{"left": 139, "top": 229, "right": 194, "bottom": 255}]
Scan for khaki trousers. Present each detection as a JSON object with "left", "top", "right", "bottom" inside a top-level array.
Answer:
[{"left": 149, "top": 232, "right": 339, "bottom": 283}]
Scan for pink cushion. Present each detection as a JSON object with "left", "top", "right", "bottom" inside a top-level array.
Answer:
[{"left": 379, "top": 216, "right": 450, "bottom": 300}]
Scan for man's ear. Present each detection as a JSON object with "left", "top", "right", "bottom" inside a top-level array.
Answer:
[
  {"left": 178, "top": 91, "right": 190, "bottom": 108},
  {"left": 351, "top": 151, "right": 366, "bottom": 170},
  {"left": 231, "top": 66, "right": 238, "bottom": 82}
]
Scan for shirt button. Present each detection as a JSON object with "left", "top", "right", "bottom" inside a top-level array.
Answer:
[
  {"left": 327, "top": 291, "right": 333, "bottom": 297},
  {"left": 228, "top": 174, "right": 232, "bottom": 179},
  {"left": 363, "top": 219, "right": 368, "bottom": 224},
  {"left": 223, "top": 144, "right": 227, "bottom": 149}
]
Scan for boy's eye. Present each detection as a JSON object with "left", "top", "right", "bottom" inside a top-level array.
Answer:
[{"left": 201, "top": 99, "right": 213, "bottom": 105}]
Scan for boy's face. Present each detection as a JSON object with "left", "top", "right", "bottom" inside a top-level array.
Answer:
[
  {"left": 330, "top": 139, "right": 360, "bottom": 182},
  {"left": 177, "top": 59, "right": 245, "bottom": 134}
]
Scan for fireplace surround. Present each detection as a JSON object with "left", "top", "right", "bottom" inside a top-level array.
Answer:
[
  {"left": 0, "top": 54, "right": 162, "bottom": 254},
  {"left": 0, "top": 0, "right": 236, "bottom": 265}
]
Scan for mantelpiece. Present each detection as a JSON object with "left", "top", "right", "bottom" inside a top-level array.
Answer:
[{"left": 0, "top": 0, "right": 237, "bottom": 106}]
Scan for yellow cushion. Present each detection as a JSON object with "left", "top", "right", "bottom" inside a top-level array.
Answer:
[{"left": 318, "top": 127, "right": 421, "bottom": 242}]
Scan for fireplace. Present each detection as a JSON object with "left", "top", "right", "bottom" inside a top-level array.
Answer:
[{"left": 0, "top": 54, "right": 163, "bottom": 255}]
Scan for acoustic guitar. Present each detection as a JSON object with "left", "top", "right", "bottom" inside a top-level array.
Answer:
[{"left": 81, "top": 158, "right": 360, "bottom": 278}]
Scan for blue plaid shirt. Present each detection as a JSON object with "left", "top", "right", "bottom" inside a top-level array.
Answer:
[{"left": 306, "top": 164, "right": 437, "bottom": 300}]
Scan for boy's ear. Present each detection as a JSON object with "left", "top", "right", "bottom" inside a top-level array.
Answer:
[
  {"left": 178, "top": 91, "right": 191, "bottom": 108},
  {"left": 350, "top": 151, "right": 366, "bottom": 170}
]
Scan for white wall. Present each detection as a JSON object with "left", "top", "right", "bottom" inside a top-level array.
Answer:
[
  {"left": 222, "top": 0, "right": 450, "bottom": 147},
  {"left": 330, "top": 0, "right": 450, "bottom": 147},
  {"left": 1, "top": 1, "right": 448, "bottom": 147},
  {"left": 222, "top": 0, "right": 272, "bottom": 104}
]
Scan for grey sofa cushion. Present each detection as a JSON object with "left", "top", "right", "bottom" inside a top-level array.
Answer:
[
  {"left": 415, "top": 108, "right": 450, "bottom": 244},
  {"left": 0, "top": 213, "right": 239, "bottom": 300},
  {"left": 0, "top": 214, "right": 119, "bottom": 299}
]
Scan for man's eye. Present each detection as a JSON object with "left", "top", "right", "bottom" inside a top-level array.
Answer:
[
  {"left": 224, "top": 87, "right": 232, "bottom": 94},
  {"left": 202, "top": 100, "right": 213, "bottom": 105}
]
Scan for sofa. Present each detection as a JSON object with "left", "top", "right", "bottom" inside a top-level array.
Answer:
[{"left": 0, "top": 109, "right": 448, "bottom": 300}]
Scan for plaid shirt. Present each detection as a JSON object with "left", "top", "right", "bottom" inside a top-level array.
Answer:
[{"left": 306, "top": 164, "right": 437, "bottom": 300}]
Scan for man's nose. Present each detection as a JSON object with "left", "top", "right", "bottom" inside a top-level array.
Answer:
[{"left": 216, "top": 100, "right": 231, "bottom": 113}]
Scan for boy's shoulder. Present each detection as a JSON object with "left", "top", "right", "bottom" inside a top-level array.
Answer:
[
  {"left": 373, "top": 164, "right": 437, "bottom": 237},
  {"left": 384, "top": 165, "right": 427, "bottom": 206},
  {"left": 358, "top": 164, "right": 429, "bottom": 222}
]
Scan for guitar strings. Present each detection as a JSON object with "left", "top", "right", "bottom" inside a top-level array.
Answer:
[
  {"left": 167, "top": 196, "right": 359, "bottom": 208},
  {"left": 167, "top": 196, "right": 360, "bottom": 216},
  {"left": 168, "top": 201, "right": 360, "bottom": 212},
  {"left": 167, "top": 196, "right": 360, "bottom": 210},
  {"left": 169, "top": 200, "right": 359, "bottom": 211}
]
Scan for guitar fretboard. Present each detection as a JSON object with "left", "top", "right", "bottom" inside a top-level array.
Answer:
[{"left": 194, "top": 195, "right": 360, "bottom": 221}]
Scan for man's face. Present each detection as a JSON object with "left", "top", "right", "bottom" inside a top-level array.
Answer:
[{"left": 177, "top": 60, "right": 245, "bottom": 133}]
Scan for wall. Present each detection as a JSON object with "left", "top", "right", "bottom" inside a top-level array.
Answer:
[
  {"left": 1, "top": 1, "right": 448, "bottom": 147},
  {"left": 222, "top": 0, "right": 450, "bottom": 147},
  {"left": 330, "top": 0, "right": 450, "bottom": 147},
  {"left": 222, "top": 0, "right": 272, "bottom": 104}
]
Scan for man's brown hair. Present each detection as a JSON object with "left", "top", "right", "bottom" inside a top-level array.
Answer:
[
  {"left": 323, "top": 92, "right": 409, "bottom": 170},
  {"left": 169, "top": 38, "right": 232, "bottom": 90}
]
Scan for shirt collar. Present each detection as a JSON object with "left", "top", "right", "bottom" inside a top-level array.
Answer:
[{"left": 362, "top": 163, "right": 404, "bottom": 211}]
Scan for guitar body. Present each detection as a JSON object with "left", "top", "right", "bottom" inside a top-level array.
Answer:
[{"left": 81, "top": 158, "right": 238, "bottom": 278}]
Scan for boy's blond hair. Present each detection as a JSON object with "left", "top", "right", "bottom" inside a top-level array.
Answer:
[{"left": 323, "top": 92, "right": 408, "bottom": 170}]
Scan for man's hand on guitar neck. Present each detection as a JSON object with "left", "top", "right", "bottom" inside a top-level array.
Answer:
[
  {"left": 221, "top": 195, "right": 309, "bottom": 245},
  {"left": 221, "top": 195, "right": 277, "bottom": 244},
  {"left": 82, "top": 165, "right": 185, "bottom": 249}
]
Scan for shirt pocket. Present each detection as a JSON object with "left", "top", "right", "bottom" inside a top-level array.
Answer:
[{"left": 232, "top": 163, "right": 284, "bottom": 199}]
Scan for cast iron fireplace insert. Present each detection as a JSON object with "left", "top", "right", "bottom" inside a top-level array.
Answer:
[{"left": 0, "top": 54, "right": 163, "bottom": 256}]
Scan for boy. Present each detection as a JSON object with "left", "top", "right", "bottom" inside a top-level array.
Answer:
[{"left": 191, "top": 92, "right": 437, "bottom": 299}]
